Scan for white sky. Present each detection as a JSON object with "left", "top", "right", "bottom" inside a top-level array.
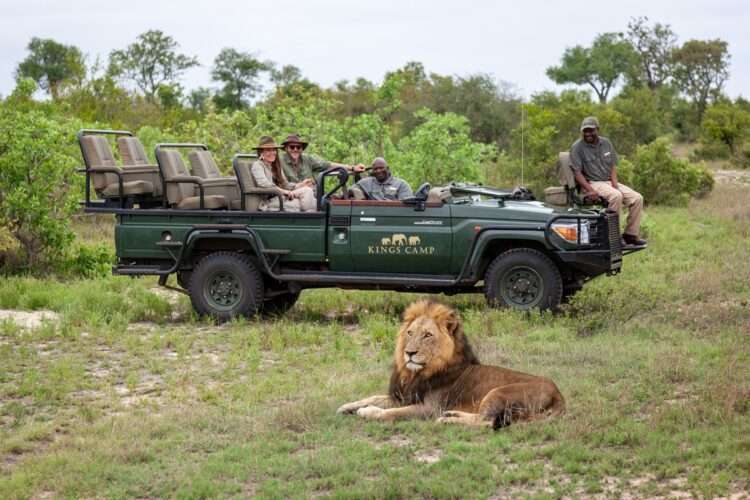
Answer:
[{"left": 1, "top": 0, "right": 748, "bottom": 100}]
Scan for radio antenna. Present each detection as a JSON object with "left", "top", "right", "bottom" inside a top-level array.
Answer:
[{"left": 520, "top": 101, "right": 525, "bottom": 187}]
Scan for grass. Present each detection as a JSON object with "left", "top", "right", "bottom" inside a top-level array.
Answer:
[{"left": 1, "top": 183, "right": 749, "bottom": 498}]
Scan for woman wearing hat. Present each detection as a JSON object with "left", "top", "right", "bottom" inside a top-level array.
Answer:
[{"left": 250, "top": 136, "right": 316, "bottom": 212}]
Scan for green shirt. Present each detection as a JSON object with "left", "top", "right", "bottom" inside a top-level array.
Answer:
[
  {"left": 570, "top": 136, "right": 618, "bottom": 182},
  {"left": 280, "top": 152, "right": 331, "bottom": 184}
]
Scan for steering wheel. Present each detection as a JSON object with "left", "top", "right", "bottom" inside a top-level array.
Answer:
[{"left": 414, "top": 182, "right": 431, "bottom": 200}]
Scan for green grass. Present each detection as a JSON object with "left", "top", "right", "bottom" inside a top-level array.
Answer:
[{"left": 1, "top": 184, "right": 749, "bottom": 498}]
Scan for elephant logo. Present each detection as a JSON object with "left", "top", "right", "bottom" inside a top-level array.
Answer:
[
  {"left": 391, "top": 234, "right": 407, "bottom": 246},
  {"left": 381, "top": 237, "right": 391, "bottom": 245},
  {"left": 408, "top": 236, "right": 421, "bottom": 246}
]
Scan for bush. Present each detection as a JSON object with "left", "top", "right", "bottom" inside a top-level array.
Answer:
[
  {"left": 0, "top": 88, "right": 83, "bottom": 270},
  {"left": 630, "top": 138, "right": 714, "bottom": 205},
  {"left": 393, "top": 109, "right": 493, "bottom": 187},
  {"left": 698, "top": 101, "right": 750, "bottom": 166}
]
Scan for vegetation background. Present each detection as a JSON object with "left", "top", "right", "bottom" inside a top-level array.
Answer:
[{"left": 0, "top": 17, "right": 748, "bottom": 499}]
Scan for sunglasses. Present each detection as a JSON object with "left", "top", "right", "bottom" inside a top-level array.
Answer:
[{"left": 287, "top": 145, "right": 303, "bottom": 151}]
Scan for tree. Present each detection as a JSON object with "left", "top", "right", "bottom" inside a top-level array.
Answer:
[
  {"left": 211, "top": 48, "right": 270, "bottom": 110},
  {"left": 672, "top": 39, "right": 730, "bottom": 123},
  {"left": 701, "top": 101, "right": 750, "bottom": 156},
  {"left": 546, "top": 33, "right": 637, "bottom": 103},
  {"left": 187, "top": 87, "right": 213, "bottom": 113},
  {"left": 271, "top": 64, "right": 303, "bottom": 87},
  {"left": 109, "top": 30, "right": 198, "bottom": 101},
  {"left": 626, "top": 16, "right": 677, "bottom": 90},
  {"left": 16, "top": 37, "right": 85, "bottom": 99}
]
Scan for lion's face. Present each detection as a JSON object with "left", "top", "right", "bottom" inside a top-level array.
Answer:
[{"left": 395, "top": 301, "right": 460, "bottom": 377}]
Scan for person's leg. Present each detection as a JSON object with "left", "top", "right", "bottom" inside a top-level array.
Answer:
[
  {"left": 294, "top": 186, "right": 316, "bottom": 212},
  {"left": 589, "top": 181, "right": 623, "bottom": 212},
  {"left": 616, "top": 184, "right": 644, "bottom": 237}
]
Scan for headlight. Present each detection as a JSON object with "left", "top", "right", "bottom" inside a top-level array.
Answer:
[{"left": 551, "top": 221, "right": 590, "bottom": 244}]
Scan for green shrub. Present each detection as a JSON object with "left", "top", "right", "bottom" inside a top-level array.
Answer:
[
  {"left": 0, "top": 87, "right": 83, "bottom": 270},
  {"left": 630, "top": 138, "right": 714, "bottom": 205}
]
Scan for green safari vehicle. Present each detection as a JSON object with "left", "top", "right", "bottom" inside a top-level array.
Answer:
[{"left": 78, "top": 130, "right": 644, "bottom": 320}]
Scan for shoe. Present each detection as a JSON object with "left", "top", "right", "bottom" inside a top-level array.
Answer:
[{"left": 622, "top": 233, "right": 647, "bottom": 246}]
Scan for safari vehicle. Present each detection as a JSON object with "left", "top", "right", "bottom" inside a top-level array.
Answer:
[{"left": 78, "top": 129, "right": 645, "bottom": 320}]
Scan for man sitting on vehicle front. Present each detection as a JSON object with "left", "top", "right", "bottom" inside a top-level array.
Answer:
[
  {"left": 351, "top": 157, "right": 413, "bottom": 201},
  {"left": 570, "top": 116, "right": 647, "bottom": 246}
]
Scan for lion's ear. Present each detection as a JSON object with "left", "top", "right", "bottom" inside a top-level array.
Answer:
[{"left": 443, "top": 310, "right": 461, "bottom": 337}]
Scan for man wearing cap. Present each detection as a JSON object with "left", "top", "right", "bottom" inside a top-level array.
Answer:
[
  {"left": 280, "top": 134, "right": 365, "bottom": 187},
  {"left": 570, "top": 117, "right": 646, "bottom": 246},
  {"left": 351, "top": 157, "right": 413, "bottom": 201}
]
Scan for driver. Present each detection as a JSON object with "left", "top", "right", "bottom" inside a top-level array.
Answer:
[
  {"left": 351, "top": 157, "right": 413, "bottom": 201},
  {"left": 280, "top": 134, "right": 365, "bottom": 188}
]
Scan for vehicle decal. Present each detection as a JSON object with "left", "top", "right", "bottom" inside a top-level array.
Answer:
[
  {"left": 413, "top": 220, "right": 443, "bottom": 225},
  {"left": 368, "top": 233, "right": 436, "bottom": 255}
]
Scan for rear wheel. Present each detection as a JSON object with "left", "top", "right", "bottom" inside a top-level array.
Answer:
[
  {"left": 189, "top": 252, "right": 264, "bottom": 322},
  {"left": 484, "top": 248, "right": 563, "bottom": 310}
]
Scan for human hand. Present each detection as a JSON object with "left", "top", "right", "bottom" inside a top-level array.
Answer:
[
  {"left": 586, "top": 190, "right": 600, "bottom": 202},
  {"left": 352, "top": 164, "right": 366, "bottom": 173},
  {"left": 303, "top": 178, "right": 315, "bottom": 187}
]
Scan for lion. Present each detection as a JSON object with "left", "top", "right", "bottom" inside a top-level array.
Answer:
[{"left": 337, "top": 300, "right": 565, "bottom": 429}]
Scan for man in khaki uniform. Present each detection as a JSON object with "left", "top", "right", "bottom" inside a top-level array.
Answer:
[
  {"left": 279, "top": 134, "right": 364, "bottom": 187},
  {"left": 570, "top": 117, "right": 646, "bottom": 246}
]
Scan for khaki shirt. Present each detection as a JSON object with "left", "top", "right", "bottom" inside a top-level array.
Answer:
[
  {"left": 249, "top": 160, "right": 293, "bottom": 198},
  {"left": 280, "top": 152, "right": 331, "bottom": 184},
  {"left": 355, "top": 175, "right": 413, "bottom": 201},
  {"left": 570, "top": 136, "right": 618, "bottom": 182}
]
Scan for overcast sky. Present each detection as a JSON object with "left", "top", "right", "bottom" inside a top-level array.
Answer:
[{"left": 1, "top": 0, "right": 748, "bottom": 100}]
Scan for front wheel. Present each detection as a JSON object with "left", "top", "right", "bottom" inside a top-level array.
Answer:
[
  {"left": 189, "top": 252, "right": 264, "bottom": 322},
  {"left": 484, "top": 248, "right": 563, "bottom": 311}
]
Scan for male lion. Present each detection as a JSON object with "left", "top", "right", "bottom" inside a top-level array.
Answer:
[{"left": 337, "top": 300, "right": 565, "bottom": 429}]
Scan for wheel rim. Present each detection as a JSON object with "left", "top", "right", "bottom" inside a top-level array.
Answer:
[
  {"left": 499, "top": 266, "right": 544, "bottom": 308},
  {"left": 204, "top": 271, "right": 243, "bottom": 311}
]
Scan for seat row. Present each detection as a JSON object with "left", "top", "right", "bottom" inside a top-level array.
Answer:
[{"left": 78, "top": 130, "right": 285, "bottom": 211}]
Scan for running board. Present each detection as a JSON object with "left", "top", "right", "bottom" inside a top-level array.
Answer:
[{"left": 272, "top": 272, "right": 462, "bottom": 287}]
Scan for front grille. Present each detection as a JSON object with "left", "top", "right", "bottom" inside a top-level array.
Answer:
[{"left": 606, "top": 211, "right": 622, "bottom": 255}]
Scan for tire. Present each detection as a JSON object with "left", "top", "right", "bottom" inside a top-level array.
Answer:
[
  {"left": 188, "top": 252, "right": 264, "bottom": 322},
  {"left": 484, "top": 248, "right": 563, "bottom": 311},
  {"left": 261, "top": 291, "right": 300, "bottom": 317}
]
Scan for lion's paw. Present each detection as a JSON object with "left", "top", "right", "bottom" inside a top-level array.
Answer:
[
  {"left": 356, "top": 406, "right": 385, "bottom": 420},
  {"left": 336, "top": 402, "right": 360, "bottom": 415},
  {"left": 437, "top": 416, "right": 462, "bottom": 424}
]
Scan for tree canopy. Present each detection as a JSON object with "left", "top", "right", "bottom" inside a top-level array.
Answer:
[
  {"left": 16, "top": 37, "right": 85, "bottom": 99},
  {"left": 546, "top": 33, "right": 637, "bottom": 104}
]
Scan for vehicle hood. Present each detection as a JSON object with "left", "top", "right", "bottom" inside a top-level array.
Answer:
[{"left": 451, "top": 200, "right": 599, "bottom": 224}]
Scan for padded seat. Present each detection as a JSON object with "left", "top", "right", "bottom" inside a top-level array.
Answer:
[
  {"left": 232, "top": 157, "right": 284, "bottom": 211},
  {"left": 188, "top": 150, "right": 240, "bottom": 205},
  {"left": 102, "top": 180, "right": 153, "bottom": 196},
  {"left": 117, "top": 137, "right": 163, "bottom": 196},
  {"left": 80, "top": 135, "right": 159, "bottom": 201},
  {"left": 156, "top": 149, "right": 228, "bottom": 210}
]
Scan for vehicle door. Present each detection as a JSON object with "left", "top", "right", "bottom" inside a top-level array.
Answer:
[{"left": 348, "top": 200, "right": 453, "bottom": 274}]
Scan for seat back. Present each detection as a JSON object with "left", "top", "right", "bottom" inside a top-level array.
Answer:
[
  {"left": 117, "top": 137, "right": 150, "bottom": 166},
  {"left": 233, "top": 158, "right": 264, "bottom": 211},
  {"left": 80, "top": 135, "right": 120, "bottom": 191},
  {"left": 188, "top": 150, "right": 221, "bottom": 178},
  {"left": 557, "top": 152, "right": 577, "bottom": 190},
  {"left": 156, "top": 149, "right": 195, "bottom": 206}
]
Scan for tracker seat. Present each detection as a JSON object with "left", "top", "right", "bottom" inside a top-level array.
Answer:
[
  {"left": 544, "top": 152, "right": 606, "bottom": 208},
  {"left": 188, "top": 150, "right": 241, "bottom": 209},
  {"left": 155, "top": 149, "right": 228, "bottom": 210}
]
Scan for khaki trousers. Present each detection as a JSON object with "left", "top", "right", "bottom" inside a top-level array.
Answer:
[
  {"left": 589, "top": 181, "right": 644, "bottom": 236},
  {"left": 260, "top": 186, "right": 316, "bottom": 213}
]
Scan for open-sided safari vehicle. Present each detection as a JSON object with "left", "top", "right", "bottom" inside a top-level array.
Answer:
[{"left": 78, "top": 130, "right": 645, "bottom": 320}]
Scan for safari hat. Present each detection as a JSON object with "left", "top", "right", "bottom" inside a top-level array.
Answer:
[
  {"left": 580, "top": 116, "right": 600, "bottom": 131},
  {"left": 253, "top": 136, "right": 282, "bottom": 151},
  {"left": 281, "top": 133, "right": 309, "bottom": 150}
]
